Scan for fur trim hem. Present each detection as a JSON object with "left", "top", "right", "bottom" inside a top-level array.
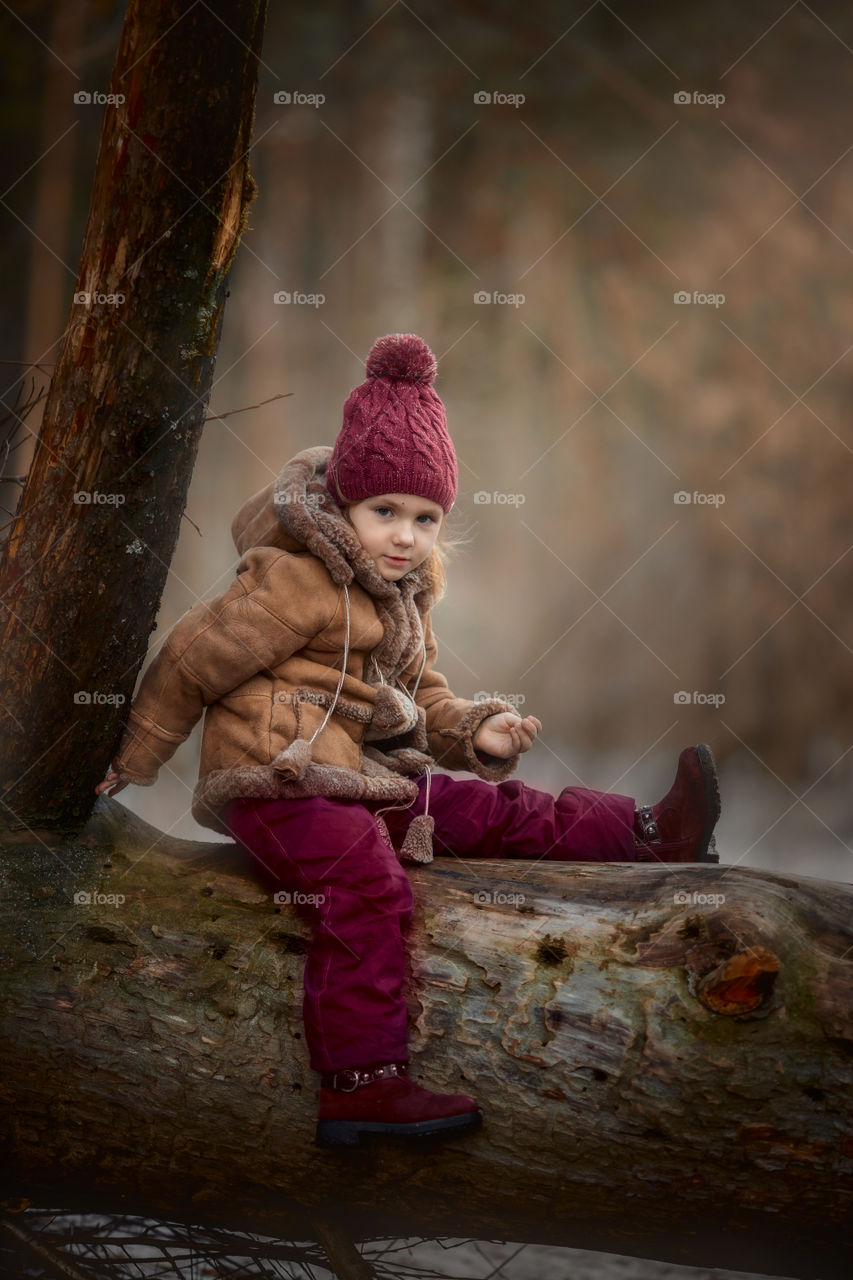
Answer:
[{"left": 192, "top": 761, "right": 420, "bottom": 836}]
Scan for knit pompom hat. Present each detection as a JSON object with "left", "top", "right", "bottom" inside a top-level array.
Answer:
[{"left": 325, "top": 334, "right": 458, "bottom": 514}]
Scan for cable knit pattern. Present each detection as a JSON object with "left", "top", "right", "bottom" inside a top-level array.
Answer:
[{"left": 326, "top": 334, "right": 458, "bottom": 513}]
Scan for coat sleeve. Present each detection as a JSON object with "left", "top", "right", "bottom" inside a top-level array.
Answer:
[
  {"left": 112, "top": 549, "right": 337, "bottom": 785},
  {"left": 410, "top": 613, "right": 522, "bottom": 783}
]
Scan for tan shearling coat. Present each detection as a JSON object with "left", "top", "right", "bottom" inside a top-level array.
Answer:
[{"left": 113, "top": 446, "right": 521, "bottom": 855}]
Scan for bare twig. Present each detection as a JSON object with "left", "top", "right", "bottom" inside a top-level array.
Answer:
[
  {"left": 204, "top": 391, "right": 293, "bottom": 422},
  {"left": 0, "top": 360, "right": 56, "bottom": 370}
]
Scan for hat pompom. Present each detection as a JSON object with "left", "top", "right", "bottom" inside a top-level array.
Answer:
[{"left": 366, "top": 334, "right": 437, "bottom": 386}]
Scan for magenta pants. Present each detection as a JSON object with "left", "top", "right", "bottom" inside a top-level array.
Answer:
[{"left": 224, "top": 772, "right": 636, "bottom": 1072}]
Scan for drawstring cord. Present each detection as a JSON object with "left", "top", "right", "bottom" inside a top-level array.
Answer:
[{"left": 421, "top": 760, "right": 432, "bottom": 820}]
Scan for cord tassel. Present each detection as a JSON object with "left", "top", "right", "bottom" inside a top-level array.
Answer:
[
  {"left": 399, "top": 766, "right": 434, "bottom": 864},
  {"left": 399, "top": 813, "right": 435, "bottom": 864}
]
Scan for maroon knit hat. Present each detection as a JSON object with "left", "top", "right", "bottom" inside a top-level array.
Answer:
[{"left": 325, "top": 334, "right": 458, "bottom": 514}]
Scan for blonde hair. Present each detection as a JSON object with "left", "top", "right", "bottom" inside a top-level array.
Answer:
[{"left": 340, "top": 502, "right": 471, "bottom": 604}]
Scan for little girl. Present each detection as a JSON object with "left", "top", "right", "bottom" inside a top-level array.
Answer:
[{"left": 96, "top": 333, "right": 721, "bottom": 1148}]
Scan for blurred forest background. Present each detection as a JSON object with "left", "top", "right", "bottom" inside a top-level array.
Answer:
[{"left": 1, "top": 0, "right": 852, "bottom": 879}]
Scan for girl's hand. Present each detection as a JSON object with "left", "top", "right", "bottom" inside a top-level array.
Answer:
[
  {"left": 95, "top": 769, "right": 129, "bottom": 797},
  {"left": 473, "top": 712, "right": 542, "bottom": 759}
]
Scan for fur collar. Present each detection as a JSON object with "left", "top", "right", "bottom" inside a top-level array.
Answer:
[{"left": 271, "top": 446, "right": 437, "bottom": 683}]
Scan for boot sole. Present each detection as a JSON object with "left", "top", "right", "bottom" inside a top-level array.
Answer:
[
  {"left": 695, "top": 743, "right": 722, "bottom": 862},
  {"left": 315, "top": 1109, "right": 481, "bottom": 1148}
]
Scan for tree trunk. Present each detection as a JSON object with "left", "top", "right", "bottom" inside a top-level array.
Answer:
[
  {"left": 0, "top": 0, "right": 267, "bottom": 833},
  {"left": 1, "top": 805, "right": 851, "bottom": 1278}
]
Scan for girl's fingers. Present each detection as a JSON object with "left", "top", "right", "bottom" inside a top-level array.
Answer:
[{"left": 95, "top": 770, "right": 125, "bottom": 796}]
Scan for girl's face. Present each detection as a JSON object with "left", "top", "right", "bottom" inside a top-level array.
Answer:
[{"left": 346, "top": 492, "right": 444, "bottom": 580}]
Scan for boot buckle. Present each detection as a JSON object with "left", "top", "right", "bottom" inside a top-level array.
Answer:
[
  {"left": 334, "top": 1069, "right": 361, "bottom": 1092},
  {"left": 635, "top": 805, "right": 660, "bottom": 844},
  {"left": 326, "top": 1062, "right": 402, "bottom": 1091}
]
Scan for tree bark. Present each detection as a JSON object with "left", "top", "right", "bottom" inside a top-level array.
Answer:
[
  {"left": 0, "top": 0, "right": 267, "bottom": 833},
  {"left": 1, "top": 804, "right": 851, "bottom": 1278}
]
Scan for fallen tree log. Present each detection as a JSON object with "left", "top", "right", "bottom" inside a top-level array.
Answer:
[{"left": 1, "top": 799, "right": 851, "bottom": 1277}]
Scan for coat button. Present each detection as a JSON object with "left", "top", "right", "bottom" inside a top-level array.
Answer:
[{"left": 277, "top": 693, "right": 288, "bottom": 703}]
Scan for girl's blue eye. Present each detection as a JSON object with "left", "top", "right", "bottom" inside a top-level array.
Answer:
[{"left": 374, "top": 506, "right": 435, "bottom": 523}]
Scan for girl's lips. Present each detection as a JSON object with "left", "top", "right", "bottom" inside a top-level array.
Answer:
[{"left": 385, "top": 555, "right": 409, "bottom": 563}]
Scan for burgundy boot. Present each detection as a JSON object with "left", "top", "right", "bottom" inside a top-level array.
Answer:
[
  {"left": 316, "top": 1062, "right": 481, "bottom": 1147},
  {"left": 633, "top": 744, "right": 721, "bottom": 863}
]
